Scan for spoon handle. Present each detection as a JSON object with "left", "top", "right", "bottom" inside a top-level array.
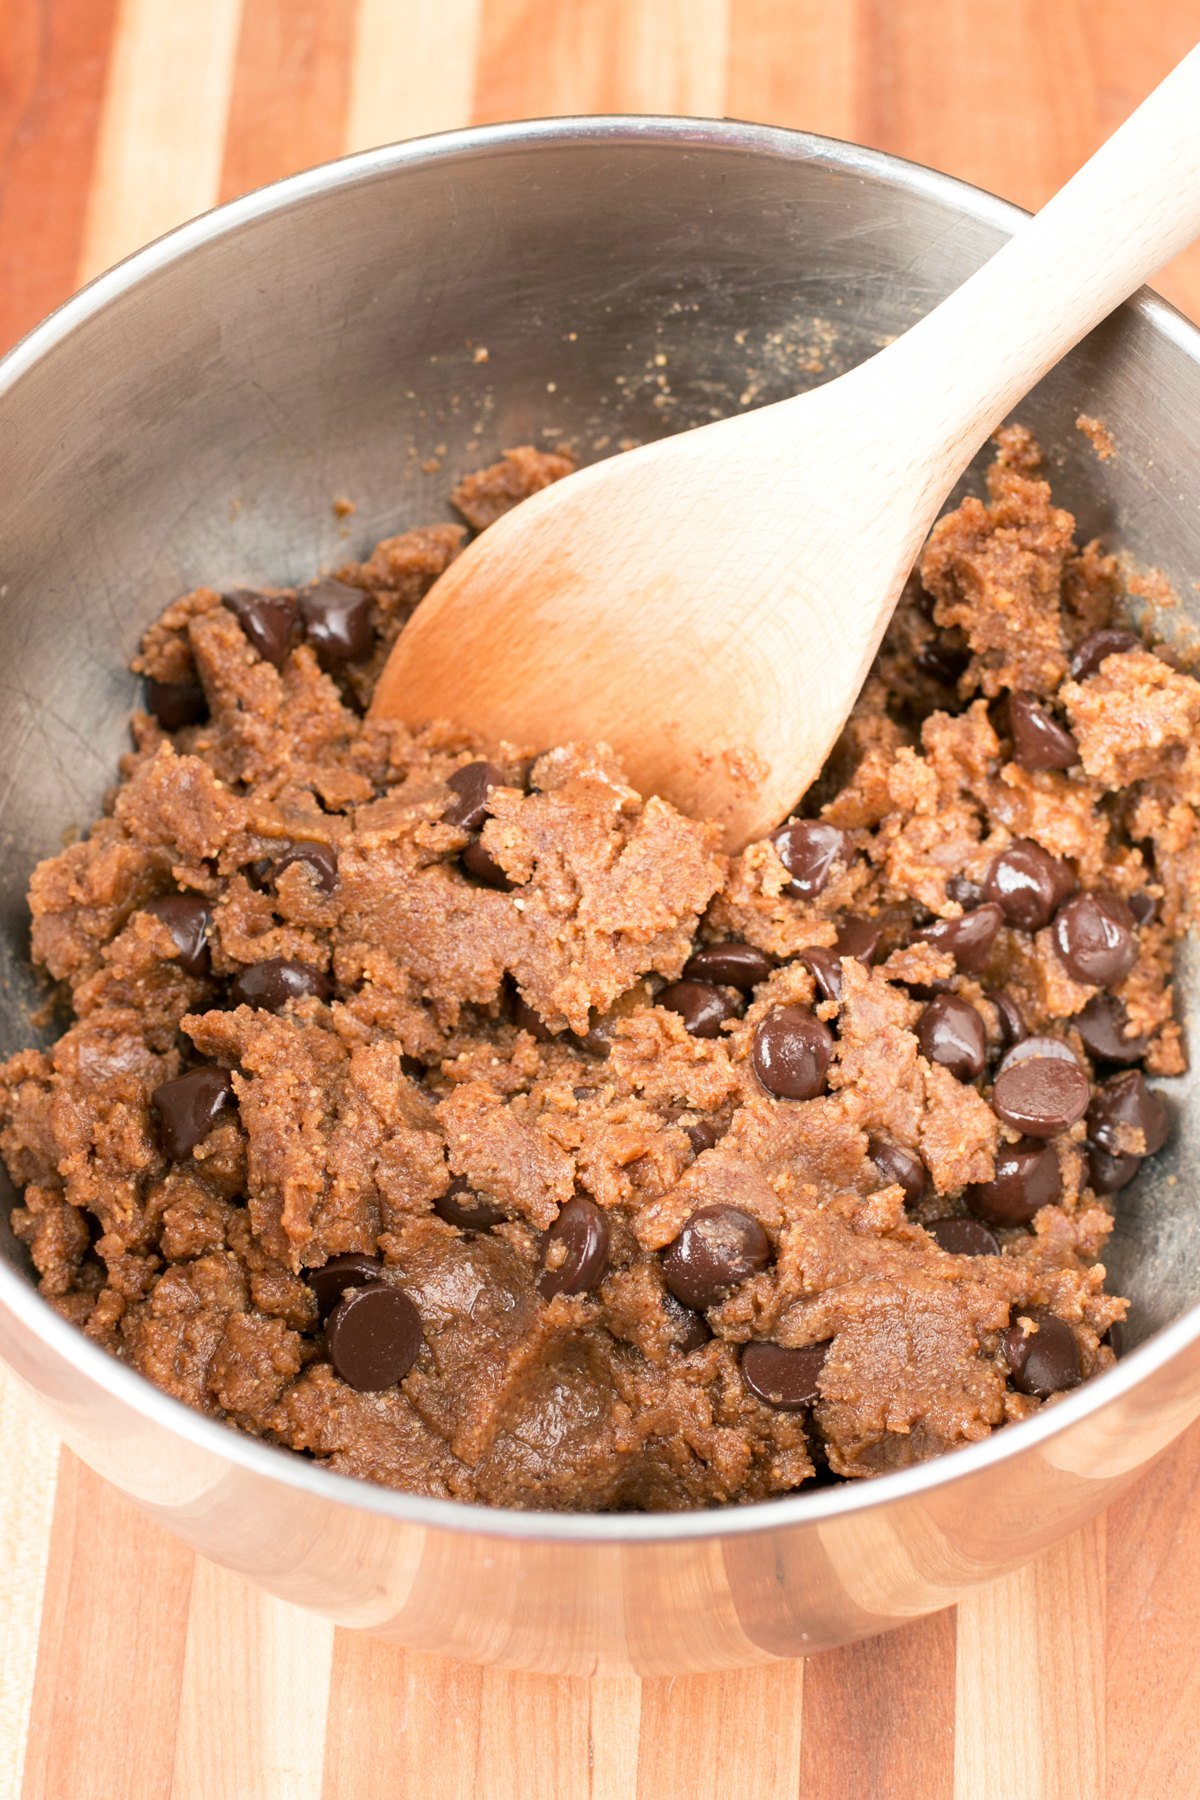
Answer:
[{"left": 860, "top": 41, "right": 1200, "bottom": 494}]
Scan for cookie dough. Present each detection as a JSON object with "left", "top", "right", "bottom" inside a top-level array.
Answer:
[{"left": 1, "top": 430, "right": 1193, "bottom": 1509}]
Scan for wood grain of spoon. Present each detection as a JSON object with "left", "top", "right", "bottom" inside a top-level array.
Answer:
[{"left": 372, "top": 47, "right": 1200, "bottom": 852}]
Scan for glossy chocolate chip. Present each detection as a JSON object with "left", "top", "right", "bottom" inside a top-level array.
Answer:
[
  {"left": 685, "top": 1118, "right": 723, "bottom": 1155},
  {"left": 144, "top": 894, "right": 212, "bottom": 975},
  {"left": 984, "top": 840, "right": 1075, "bottom": 931},
  {"left": 867, "top": 1135, "right": 927, "bottom": 1207},
  {"left": 741, "top": 1340, "right": 829, "bottom": 1410},
  {"left": 663, "top": 1290, "right": 711, "bottom": 1354},
  {"left": 153, "top": 1065, "right": 236, "bottom": 1161},
  {"left": 444, "top": 760, "right": 506, "bottom": 830},
  {"left": 1003, "top": 1306, "right": 1081, "bottom": 1398},
  {"left": 967, "top": 1138, "right": 1061, "bottom": 1226},
  {"left": 1074, "top": 994, "right": 1149, "bottom": 1066},
  {"left": 1007, "top": 692, "right": 1079, "bottom": 771},
  {"left": 992, "top": 1045, "right": 1090, "bottom": 1140},
  {"left": 224, "top": 588, "right": 298, "bottom": 667},
  {"left": 539, "top": 1195, "right": 611, "bottom": 1299},
  {"left": 682, "top": 941, "right": 773, "bottom": 990},
  {"left": 915, "top": 995, "right": 987, "bottom": 1081},
  {"left": 987, "top": 988, "right": 1028, "bottom": 1051},
  {"left": 658, "top": 980, "right": 741, "bottom": 1039},
  {"left": 1087, "top": 1144, "right": 1143, "bottom": 1193},
  {"left": 927, "top": 1217, "right": 1000, "bottom": 1256},
  {"left": 229, "top": 958, "right": 331, "bottom": 1010},
  {"left": 769, "top": 820, "right": 853, "bottom": 897},
  {"left": 662, "top": 1205, "right": 772, "bottom": 1310},
  {"left": 460, "top": 837, "right": 514, "bottom": 890},
  {"left": 1068, "top": 628, "right": 1140, "bottom": 681},
  {"left": 751, "top": 1006, "right": 835, "bottom": 1100},
  {"left": 798, "top": 947, "right": 844, "bottom": 1003},
  {"left": 270, "top": 840, "right": 339, "bottom": 895},
  {"left": 1087, "top": 1070, "right": 1169, "bottom": 1156},
  {"left": 916, "top": 627, "right": 970, "bottom": 687},
  {"left": 298, "top": 578, "right": 373, "bottom": 668},
  {"left": 1128, "top": 890, "right": 1159, "bottom": 927},
  {"left": 434, "top": 1176, "right": 506, "bottom": 1230},
  {"left": 145, "top": 677, "right": 207, "bottom": 731},
  {"left": 914, "top": 902, "right": 1003, "bottom": 973},
  {"left": 835, "top": 916, "right": 882, "bottom": 964},
  {"left": 308, "top": 1253, "right": 382, "bottom": 1318},
  {"left": 326, "top": 1283, "right": 423, "bottom": 1391},
  {"left": 1052, "top": 890, "right": 1138, "bottom": 986}
]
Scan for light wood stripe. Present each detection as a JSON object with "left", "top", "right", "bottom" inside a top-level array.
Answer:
[
  {"left": 0, "top": 1372, "right": 60, "bottom": 1800},
  {"left": 726, "top": 0, "right": 859, "bottom": 139},
  {"left": 220, "top": 0, "right": 360, "bottom": 201},
  {"left": 799, "top": 1611, "right": 955, "bottom": 1799},
  {"left": 0, "top": 0, "right": 120, "bottom": 352},
  {"left": 78, "top": 0, "right": 244, "bottom": 281},
  {"left": 636, "top": 1662, "right": 805, "bottom": 1799},
  {"left": 344, "top": 0, "right": 482, "bottom": 152}
]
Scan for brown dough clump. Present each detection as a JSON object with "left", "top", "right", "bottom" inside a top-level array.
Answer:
[{"left": 1, "top": 430, "right": 1192, "bottom": 1509}]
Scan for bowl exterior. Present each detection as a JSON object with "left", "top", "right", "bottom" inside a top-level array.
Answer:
[{"left": 1, "top": 117, "right": 1198, "bottom": 1672}]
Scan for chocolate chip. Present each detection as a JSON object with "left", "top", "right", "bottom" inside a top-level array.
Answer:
[
  {"left": 867, "top": 1134, "right": 927, "bottom": 1207},
  {"left": 1068, "top": 628, "right": 1140, "bottom": 681},
  {"left": 685, "top": 1118, "right": 722, "bottom": 1155},
  {"left": 224, "top": 588, "right": 298, "bottom": 667},
  {"left": 538, "top": 1195, "right": 611, "bottom": 1299},
  {"left": 914, "top": 902, "right": 1003, "bottom": 973},
  {"left": 434, "top": 1176, "right": 506, "bottom": 1230},
  {"left": 835, "top": 916, "right": 882, "bottom": 964},
  {"left": 769, "top": 820, "right": 853, "bottom": 897},
  {"left": 1128, "top": 890, "right": 1158, "bottom": 927},
  {"left": 984, "top": 840, "right": 1075, "bottom": 931},
  {"left": 992, "top": 1042, "right": 1090, "bottom": 1139},
  {"left": 662, "top": 1205, "right": 772, "bottom": 1310},
  {"left": 1074, "top": 994, "right": 1149, "bottom": 1066},
  {"left": 308, "top": 1253, "right": 382, "bottom": 1318},
  {"left": 966, "top": 1138, "right": 1061, "bottom": 1226},
  {"left": 298, "top": 578, "right": 373, "bottom": 668},
  {"left": 927, "top": 1217, "right": 1000, "bottom": 1256},
  {"left": 326, "top": 1283, "right": 423, "bottom": 1391},
  {"left": 1052, "top": 890, "right": 1138, "bottom": 986},
  {"left": 798, "top": 947, "right": 844, "bottom": 1003},
  {"left": 682, "top": 942, "right": 773, "bottom": 990},
  {"left": 741, "top": 1340, "right": 829, "bottom": 1410},
  {"left": 270, "top": 840, "right": 339, "bottom": 895},
  {"left": 444, "top": 760, "right": 506, "bottom": 830},
  {"left": 152, "top": 1065, "right": 236, "bottom": 1161},
  {"left": 229, "top": 958, "right": 331, "bottom": 1010},
  {"left": 1087, "top": 1144, "right": 1143, "bottom": 1193},
  {"left": 915, "top": 994, "right": 987, "bottom": 1081},
  {"left": 663, "top": 1290, "right": 711, "bottom": 1354},
  {"left": 946, "top": 875, "right": 985, "bottom": 909},
  {"left": 1087, "top": 1070, "right": 1169, "bottom": 1156},
  {"left": 1003, "top": 1306, "right": 1081, "bottom": 1398},
  {"left": 986, "top": 988, "right": 1028, "bottom": 1051},
  {"left": 751, "top": 1006, "right": 835, "bottom": 1099},
  {"left": 144, "top": 894, "right": 212, "bottom": 975},
  {"left": 658, "top": 980, "right": 741, "bottom": 1039},
  {"left": 509, "top": 990, "right": 554, "bottom": 1041},
  {"left": 460, "top": 837, "right": 514, "bottom": 890},
  {"left": 1007, "top": 692, "right": 1079, "bottom": 771},
  {"left": 916, "top": 627, "right": 970, "bottom": 687},
  {"left": 145, "top": 677, "right": 207, "bottom": 730}
]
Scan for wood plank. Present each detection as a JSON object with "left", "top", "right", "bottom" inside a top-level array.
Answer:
[
  {"left": 344, "top": 0, "right": 481, "bottom": 150},
  {"left": 172, "top": 1559, "right": 336, "bottom": 1800},
  {"left": 321, "top": 1636, "right": 485, "bottom": 1800},
  {"left": 798, "top": 1610, "right": 956, "bottom": 1800},
  {"left": 726, "top": 0, "right": 859, "bottom": 139},
  {"left": 220, "top": 0, "right": 359, "bottom": 201},
  {"left": 20, "top": 1456, "right": 195, "bottom": 1800},
  {"left": 77, "top": 0, "right": 244, "bottom": 280},
  {"left": 0, "top": 0, "right": 120, "bottom": 353},
  {"left": 0, "top": 1372, "right": 60, "bottom": 1800},
  {"left": 635, "top": 1662, "right": 805, "bottom": 1800}
]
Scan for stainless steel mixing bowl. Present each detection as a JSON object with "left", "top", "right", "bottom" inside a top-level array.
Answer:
[{"left": 0, "top": 117, "right": 1197, "bottom": 1675}]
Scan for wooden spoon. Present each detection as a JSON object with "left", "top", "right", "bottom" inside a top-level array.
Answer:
[{"left": 372, "top": 48, "right": 1200, "bottom": 851}]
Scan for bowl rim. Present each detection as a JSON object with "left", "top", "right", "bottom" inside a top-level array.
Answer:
[{"left": 1, "top": 111, "right": 1198, "bottom": 1546}]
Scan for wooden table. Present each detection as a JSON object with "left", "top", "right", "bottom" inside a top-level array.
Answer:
[{"left": 2, "top": 4, "right": 1198, "bottom": 1795}]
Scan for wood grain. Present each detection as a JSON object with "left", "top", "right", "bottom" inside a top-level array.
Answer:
[{"left": 1, "top": 4, "right": 1199, "bottom": 1796}]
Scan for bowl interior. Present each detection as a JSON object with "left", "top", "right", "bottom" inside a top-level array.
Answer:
[{"left": 1, "top": 119, "right": 1197, "bottom": 1350}]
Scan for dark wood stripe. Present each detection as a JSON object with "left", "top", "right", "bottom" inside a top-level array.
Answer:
[
  {"left": 0, "top": 0, "right": 121, "bottom": 353},
  {"left": 219, "top": 0, "right": 359, "bottom": 203},
  {"left": 637, "top": 1662, "right": 805, "bottom": 1799}
]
